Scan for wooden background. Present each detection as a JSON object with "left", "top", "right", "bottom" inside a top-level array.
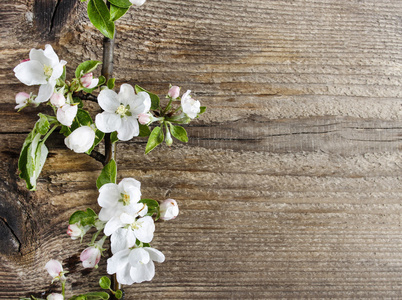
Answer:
[{"left": 1, "top": 0, "right": 402, "bottom": 298}]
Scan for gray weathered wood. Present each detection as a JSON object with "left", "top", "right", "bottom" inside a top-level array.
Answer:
[{"left": 0, "top": 0, "right": 401, "bottom": 299}]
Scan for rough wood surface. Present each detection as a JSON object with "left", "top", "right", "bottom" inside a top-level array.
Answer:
[{"left": 1, "top": 0, "right": 402, "bottom": 298}]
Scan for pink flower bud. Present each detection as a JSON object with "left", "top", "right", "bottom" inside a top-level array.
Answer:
[
  {"left": 80, "top": 246, "right": 102, "bottom": 268},
  {"left": 168, "top": 85, "right": 180, "bottom": 99},
  {"left": 47, "top": 293, "right": 64, "bottom": 300},
  {"left": 15, "top": 92, "right": 30, "bottom": 109},
  {"left": 138, "top": 113, "right": 151, "bottom": 125},
  {"left": 45, "top": 259, "right": 64, "bottom": 279},
  {"left": 67, "top": 224, "right": 82, "bottom": 240},
  {"left": 80, "top": 72, "right": 99, "bottom": 89},
  {"left": 50, "top": 91, "right": 66, "bottom": 107},
  {"left": 160, "top": 199, "right": 179, "bottom": 220}
]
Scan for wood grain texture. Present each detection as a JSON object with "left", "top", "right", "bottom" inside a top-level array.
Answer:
[{"left": 1, "top": 0, "right": 402, "bottom": 299}]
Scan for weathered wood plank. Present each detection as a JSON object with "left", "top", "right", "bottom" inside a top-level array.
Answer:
[{"left": 0, "top": 0, "right": 402, "bottom": 299}]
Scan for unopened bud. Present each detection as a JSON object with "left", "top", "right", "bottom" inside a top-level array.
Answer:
[
  {"left": 160, "top": 199, "right": 179, "bottom": 220},
  {"left": 168, "top": 85, "right": 180, "bottom": 99},
  {"left": 80, "top": 72, "right": 99, "bottom": 89}
]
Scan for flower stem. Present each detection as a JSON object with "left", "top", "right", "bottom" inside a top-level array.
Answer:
[
  {"left": 42, "top": 125, "right": 58, "bottom": 143},
  {"left": 61, "top": 280, "right": 66, "bottom": 299}
]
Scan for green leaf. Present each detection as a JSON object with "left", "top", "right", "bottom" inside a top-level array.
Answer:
[
  {"left": 69, "top": 208, "right": 97, "bottom": 226},
  {"left": 60, "top": 65, "right": 67, "bottom": 81},
  {"left": 169, "top": 124, "right": 188, "bottom": 143},
  {"left": 110, "top": 131, "right": 119, "bottom": 144},
  {"left": 75, "top": 60, "right": 102, "bottom": 78},
  {"left": 87, "top": 0, "right": 115, "bottom": 39},
  {"left": 139, "top": 198, "right": 160, "bottom": 220},
  {"left": 96, "top": 159, "right": 117, "bottom": 189},
  {"left": 60, "top": 125, "right": 72, "bottom": 136},
  {"left": 76, "top": 109, "right": 94, "bottom": 127},
  {"left": 145, "top": 126, "right": 164, "bottom": 154},
  {"left": 107, "top": 78, "right": 116, "bottom": 89},
  {"left": 197, "top": 106, "right": 206, "bottom": 118},
  {"left": 110, "top": 4, "right": 129, "bottom": 21},
  {"left": 135, "top": 85, "right": 160, "bottom": 110},
  {"left": 99, "top": 276, "right": 111, "bottom": 289},
  {"left": 115, "top": 290, "right": 123, "bottom": 299},
  {"left": 138, "top": 124, "right": 151, "bottom": 137},
  {"left": 35, "top": 113, "right": 50, "bottom": 135},
  {"left": 108, "top": 0, "right": 132, "bottom": 8}
]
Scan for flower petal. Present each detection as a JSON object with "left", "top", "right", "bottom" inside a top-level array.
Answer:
[
  {"left": 104, "top": 216, "right": 124, "bottom": 236},
  {"left": 118, "top": 83, "right": 135, "bottom": 106},
  {"left": 130, "top": 261, "right": 155, "bottom": 283},
  {"left": 14, "top": 60, "right": 47, "bottom": 86},
  {"left": 129, "top": 248, "right": 150, "bottom": 266},
  {"left": 134, "top": 216, "right": 155, "bottom": 243},
  {"left": 36, "top": 82, "right": 55, "bottom": 103},
  {"left": 43, "top": 44, "right": 60, "bottom": 67},
  {"left": 120, "top": 212, "right": 135, "bottom": 224},
  {"left": 29, "top": 48, "right": 51, "bottom": 66},
  {"left": 98, "top": 89, "right": 120, "bottom": 112},
  {"left": 95, "top": 112, "right": 121, "bottom": 133},
  {"left": 129, "top": 91, "right": 151, "bottom": 116},
  {"left": 119, "top": 177, "right": 141, "bottom": 192},
  {"left": 117, "top": 117, "right": 138, "bottom": 141},
  {"left": 117, "top": 264, "right": 135, "bottom": 285},
  {"left": 98, "top": 183, "right": 120, "bottom": 208},
  {"left": 111, "top": 228, "right": 129, "bottom": 254},
  {"left": 144, "top": 247, "right": 165, "bottom": 263},
  {"left": 45, "top": 259, "right": 63, "bottom": 278},
  {"left": 107, "top": 248, "right": 130, "bottom": 274}
]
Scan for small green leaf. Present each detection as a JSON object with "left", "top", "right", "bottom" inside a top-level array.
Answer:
[
  {"left": 69, "top": 292, "right": 109, "bottom": 300},
  {"left": 60, "top": 125, "right": 72, "bottom": 136},
  {"left": 110, "top": 131, "right": 119, "bottom": 144},
  {"left": 88, "top": 0, "right": 115, "bottom": 39},
  {"left": 107, "top": 78, "right": 116, "bottom": 90},
  {"left": 108, "top": 0, "right": 132, "bottom": 8},
  {"left": 60, "top": 65, "right": 67, "bottom": 81},
  {"left": 96, "top": 159, "right": 117, "bottom": 189},
  {"left": 76, "top": 109, "right": 94, "bottom": 127},
  {"left": 69, "top": 208, "right": 97, "bottom": 226},
  {"left": 110, "top": 4, "right": 129, "bottom": 21},
  {"left": 75, "top": 60, "right": 102, "bottom": 78},
  {"left": 145, "top": 126, "right": 164, "bottom": 154},
  {"left": 169, "top": 124, "right": 188, "bottom": 143},
  {"left": 197, "top": 106, "right": 206, "bottom": 117},
  {"left": 138, "top": 124, "right": 151, "bottom": 137},
  {"left": 115, "top": 290, "right": 123, "bottom": 299},
  {"left": 99, "top": 276, "right": 111, "bottom": 289},
  {"left": 135, "top": 85, "right": 160, "bottom": 110},
  {"left": 35, "top": 113, "right": 50, "bottom": 135}
]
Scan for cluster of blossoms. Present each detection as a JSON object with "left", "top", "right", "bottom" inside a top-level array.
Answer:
[
  {"left": 67, "top": 177, "right": 179, "bottom": 284},
  {"left": 14, "top": 44, "right": 204, "bottom": 191}
]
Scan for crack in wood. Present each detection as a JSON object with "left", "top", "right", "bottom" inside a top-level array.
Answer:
[
  {"left": 0, "top": 216, "right": 21, "bottom": 254},
  {"left": 49, "top": 0, "right": 61, "bottom": 35}
]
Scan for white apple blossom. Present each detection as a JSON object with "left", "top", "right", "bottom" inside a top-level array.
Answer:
[
  {"left": 15, "top": 92, "right": 30, "bottom": 110},
  {"left": 13, "top": 44, "right": 66, "bottom": 103},
  {"left": 45, "top": 259, "right": 66, "bottom": 282},
  {"left": 159, "top": 199, "right": 179, "bottom": 220},
  {"left": 97, "top": 178, "right": 143, "bottom": 224},
  {"left": 130, "top": 0, "right": 146, "bottom": 6},
  {"left": 181, "top": 90, "right": 200, "bottom": 119},
  {"left": 80, "top": 244, "right": 102, "bottom": 268},
  {"left": 109, "top": 215, "right": 155, "bottom": 253},
  {"left": 64, "top": 126, "right": 95, "bottom": 153},
  {"left": 107, "top": 246, "right": 165, "bottom": 285},
  {"left": 95, "top": 84, "right": 151, "bottom": 141},
  {"left": 47, "top": 293, "right": 63, "bottom": 300},
  {"left": 57, "top": 104, "right": 78, "bottom": 126},
  {"left": 80, "top": 72, "right": 99, "bottom": 89}
]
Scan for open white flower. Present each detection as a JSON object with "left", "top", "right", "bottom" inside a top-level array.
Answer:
[
  {"left": 107, "top": 246, "right": 165, "bottom": 285},
  {"left": 95, "top": 84, "right": 151, "bottom": 141},
  {"left": 181, "top": 90, "right": 201, "bottom": 119},
  {"left": 109, "top": 215, "right": 155, "bottom": 253},
  {"left": 15, "top": 92, "right": 30, "bottom": 110},
  {"left": 98, "top": 178, "right": 144, "bottom": 224},
  {"left": 13, "top": 44, "right": 66, "bottom": 103}
]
